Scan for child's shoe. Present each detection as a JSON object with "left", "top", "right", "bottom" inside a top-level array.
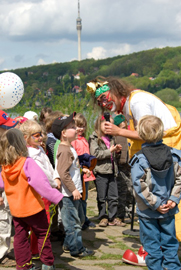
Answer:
[
  {"left": 72, "top": 248, "right": 95, "bottom": 258},
  {"left": 42, "top": 264, "right": 55, "bottom": 270},
  {"left": 108, "top": 218, "right": 126, "bottom": 227},
  {"left": 99, "top": 218, "right": 108, "bottom": 227}
]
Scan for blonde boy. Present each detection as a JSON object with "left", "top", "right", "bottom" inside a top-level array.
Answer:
[{"left": 130, "top": 115, "right": 181, "bottom": 270}]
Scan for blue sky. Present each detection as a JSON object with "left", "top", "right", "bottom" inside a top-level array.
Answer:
[{"left": 1, "top": 0, "right": 181, "bottom": 70}]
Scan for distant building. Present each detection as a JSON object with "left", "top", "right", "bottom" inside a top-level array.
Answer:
[
  {"left": 28, "top": 71, "right": 34, "bottom": 75},
  {"left": 131, "top": 73, "right": 139, "bottom": 77},
  {"left": 43, "top": 72, "right": 49, "bottom": 76},
  {"left": 72, "top": 85, "right": 82, "bottom": 93}
]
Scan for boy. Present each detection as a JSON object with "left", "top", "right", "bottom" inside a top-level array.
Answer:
[
  {"left": 52, "top": 112, "right": 94, "bottom": 258},
  {"left": 129, "top": 115, "right": 181, "bottom": 270}
]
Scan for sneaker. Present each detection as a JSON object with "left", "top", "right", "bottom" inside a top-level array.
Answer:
[
  {"left": 62, "top": 245, "right": 70, "bottom": 253},
  {"left": 72, "top": 248, "right": 95, "bottom": 258},
  {"left": 0, "top": 256, "right": 16, "bottom": 267},
  {"left": 99, "top": 218, "right": 108, "bottom": 227},
  {"left": 88, "top": 221, "right": 96, "bottom": 228},
  {"left": 42, "top": 264, "right": 55, "bottom": 270},
  {"left": 108, "top": 218, "right": 126, "bottom": 227}
]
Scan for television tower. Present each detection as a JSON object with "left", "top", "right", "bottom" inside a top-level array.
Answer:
[{"left": 76, "top": 0, "right": 82, "bottom": 61}]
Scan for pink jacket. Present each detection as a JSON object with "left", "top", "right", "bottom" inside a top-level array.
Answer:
[{"left": 72, "top": 136, "right": 95, "bottom": 181}]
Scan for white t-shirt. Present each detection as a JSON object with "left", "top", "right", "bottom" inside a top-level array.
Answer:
[
  {"left": 123, "top": 91, "right": 177, "bottom": 130},
  {"left": 28, "top": 146, "right": 57, "bottom": 188}
]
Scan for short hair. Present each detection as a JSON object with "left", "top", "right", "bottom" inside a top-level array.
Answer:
[
  {"left": 137, "top": 115, "right": 164, "bottom": 143},
  {"left": 0, "top": 128, "right": 28, "bottom": 165},
  {"left": 45, "top": 111, "right": 64, "bottom": 133},
  {"left": 19, "top": 120, "right": 42, "bottom": 143},
  {"left": 74, "top": 113, "right": 87, "bottom": 137}
]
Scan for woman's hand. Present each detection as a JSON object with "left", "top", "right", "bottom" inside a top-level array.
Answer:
[{"left": 104, "top": 122, "right": 121, "bottom": 136}]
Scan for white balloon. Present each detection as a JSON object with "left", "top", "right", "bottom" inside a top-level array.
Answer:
[{"left": 0, "top": 72, "right": 24, "bottom": 109}]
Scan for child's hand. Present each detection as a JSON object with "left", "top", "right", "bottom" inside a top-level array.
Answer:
[
  {"left": 157, "top": 204, "right": 169, "bottom": 214},
  {"left": 72, "top": 189, "right": 82, "bottom": 200},
  {"left": 166, "top": 200, "right": 176, "bottom": 209},
  {"left": 82, "top": 168, "right": 91, "bottom": 178},
  {"left": 115, "top": 144, "right": 122, "bottom": 153},
  {"left": 55, "top": 178, "right": 61, "bottom": 189},
  {"left": 0, "top": 196, "right": 4, "bottom": 206},
  {"left": 110, "top": 145, "right": 117, "bottom": 153}
]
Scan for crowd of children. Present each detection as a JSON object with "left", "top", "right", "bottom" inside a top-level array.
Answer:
[{"left": 0, "top": 103, "right": 181, "bottom": 270}]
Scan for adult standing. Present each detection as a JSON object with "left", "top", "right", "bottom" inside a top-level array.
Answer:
[{"left": 86, "top": 76, "right": 181, "bottom": 240}]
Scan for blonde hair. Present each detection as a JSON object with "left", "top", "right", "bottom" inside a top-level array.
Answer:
[
  {"left": 19, "top": 120, "right": 42, "bottom": 144},
  {"left": 0, "top": 128, "right": 28, "bottom": 166},
  {"left": 74, "top": 113, "right": 87, "bottom": 137},
  {"left": 137, "top": 115, "right": 164, "bottom": 143}
]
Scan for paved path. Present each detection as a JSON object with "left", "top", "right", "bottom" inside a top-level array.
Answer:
[{"left": 4, "top": 190, "right": 149, "bottom": 269}]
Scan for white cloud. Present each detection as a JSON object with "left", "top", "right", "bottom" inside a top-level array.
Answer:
[
  {"left": 87, "top": 47, "right": 107, "bottom": 60},
  {"left": 37, "top": 58, "right": 47, "bottom": 65}
]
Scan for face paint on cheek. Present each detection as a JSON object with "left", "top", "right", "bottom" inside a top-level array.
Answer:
[
  {"left": 33, "top": 138, "right": 39, "bottom": 143},
  {"left": 102, "top": 95, "right": 117, "bottom": 111}
]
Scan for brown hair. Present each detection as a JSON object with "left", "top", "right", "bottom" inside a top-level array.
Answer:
[
  {"left": 0, "top": 129, "right": 28, "bottom": 165},
  {"left": 137, "top": 115, "right": 164, "bottom": 143},
  {"left": 94, "top": 115, "right": 106, "bottom": 145},
  {"left": 45, "top": 111, "right": 64, "bottom": 133},
  {"left": 89, "top": 76, "right": 133, "bottom": 104},
  {"left": 39, "top": 107, "right": 52, "bottom": 123},
  {"left": 74, "top": 113, "right": 87, "bottom": 137}
]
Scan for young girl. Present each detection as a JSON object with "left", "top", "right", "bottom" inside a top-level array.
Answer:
[
  {"left": 19, "top": 120, "right": 61, "bottom": 255},
  {"left": 0, "top": 128, "right": 63, "bottom": 270},
  {"left": 71, "top": 113, "right": 96, "bottom": 230},
  {"left": 89, "top": 114, "right": 126, "bottom": 227}
]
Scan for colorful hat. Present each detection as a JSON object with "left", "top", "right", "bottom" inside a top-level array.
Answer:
[
  {"left": 86, "top": 81, "right": 110, "bottom": 98},
  {"left": 114, "top": 114, "right": 126, "bottom": 126},
  {"left": 52, "top": 112, "right": 76, "bottom": 139},
  {"left": 0, "top": 110, "right": 18, "bottom": 129}
]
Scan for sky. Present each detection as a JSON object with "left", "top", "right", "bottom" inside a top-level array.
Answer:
[{"left": 1, "top": 0, "right": 181, "bottom": 71}]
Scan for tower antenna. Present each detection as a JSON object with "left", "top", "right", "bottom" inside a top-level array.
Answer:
[{"left": 76, "top": 0, "right": 82, "bottom": 61}]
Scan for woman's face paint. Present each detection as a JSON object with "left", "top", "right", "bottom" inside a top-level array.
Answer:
[{"left": 97, "top": 91, "right": 117, "bottom": 112}]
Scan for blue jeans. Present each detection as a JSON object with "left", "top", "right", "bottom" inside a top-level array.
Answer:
[
  {"left": 60, "top": 196, "right": 85, "bottom": 256},
  {"left": 139, "top": 216, "right": 181, "bottom": 270}
]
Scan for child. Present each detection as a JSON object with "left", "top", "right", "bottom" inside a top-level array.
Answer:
[
  {"left": 114, "top": 114, "right": 133, "bottom": 222},
  {"left": 129, "top": 115, "right": 181, "bottom": 270},
  {"left": 45, "top": 111, "right": 64, "bottom": 168},
  {"left": 0, "top": 128, "right": 63, "bottom": 270},
  {"left": 52, "top": 112, "right": 95, "bottom": 257},
  {"left": 89, "top": 114, "right": 125, "bottom": 227},
  {"left": 71, "top": 113, "right": 96, "bottom": 230},
  {"left": 19, "top": 120, "right": 60, "bottom": 255}
]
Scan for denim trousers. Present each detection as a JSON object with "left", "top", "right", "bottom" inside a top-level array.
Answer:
[
  {"left": 13, "top": 209, "right": 54, "bottom": 270},
  {"left": 60, "top": 196, "right": 85, "bottom": 256},
  {"left": 139, "top": 216, "right": 181, "bottom": 270},
  {"left": 95, "top": 173, "right": 118, "bottom": 221}
]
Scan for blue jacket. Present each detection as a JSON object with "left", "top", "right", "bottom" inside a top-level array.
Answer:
[{"left": 129, "top": 141, "right": 181, "bottom": 219}]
